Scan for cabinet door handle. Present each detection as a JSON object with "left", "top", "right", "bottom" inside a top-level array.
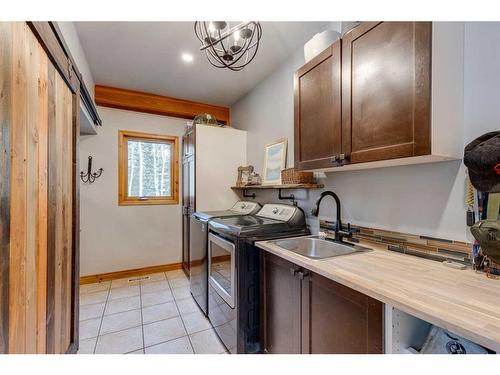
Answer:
[
  {"left": 295, "top": 270, "right": 310, "bottom": 280},
  {"left": 290, "top": 268, "right": 310, "bottom": 280}
]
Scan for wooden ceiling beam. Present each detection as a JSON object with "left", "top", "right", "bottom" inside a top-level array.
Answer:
[{"left": 94, "top": 85, "right": 230, "bottom": 124}]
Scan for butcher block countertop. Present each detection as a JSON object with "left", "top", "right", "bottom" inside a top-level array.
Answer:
[{"left": 256, "top": 237, "right": 500, "bottom": 352}]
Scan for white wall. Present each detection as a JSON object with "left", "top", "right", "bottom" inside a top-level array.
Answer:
[
  {"left": 79, "top": 107, "right": 185, "bottom": 276},
  {"left": 231, "top": 22, "right": 500, "bottom": 242},
  {"left": 463, "top": 22, "right": 500, "bottom": 142}
]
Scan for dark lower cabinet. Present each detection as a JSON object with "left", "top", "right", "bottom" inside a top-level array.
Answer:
[
  {"left": 302, "top": 271, "right": 383, "bottom": 354},
  {"left": 261, "top": 252, "right": 302, "bottom": 353},
  {"left": 261, "top": 252, "right": 383, "bottom": 354}
]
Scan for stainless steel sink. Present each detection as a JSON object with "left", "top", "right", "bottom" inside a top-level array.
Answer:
[{"left": 271, "top": 236, "right": 371, "bottom": 259}]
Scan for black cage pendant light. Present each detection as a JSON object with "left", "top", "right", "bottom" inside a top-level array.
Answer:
[{"left": 194, "top": 21, "right": 262, "bottom": 71}]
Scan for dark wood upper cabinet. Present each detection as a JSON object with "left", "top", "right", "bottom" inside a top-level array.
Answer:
[
  {"left": 261, "top": 252, "right": 383, "bottom": 354},
  {"left": 301, "top": 271, "right": 383, "bottom": 354},
  {"left": 342, "top": 21, "right": 432, "bottom": 164},
  {"left": 294, "top": 40, "right": 342, "bottom": 170},
  {"left": 294, "top": 22, "right": 433, "bottom": 170}
]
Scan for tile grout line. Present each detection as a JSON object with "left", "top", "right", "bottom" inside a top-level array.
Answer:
[
  {"left": 140, "top": 273, "right": 180, "bottom": 352},
  {"left": 87, "top": 314, "right": 203, "bottom": 347},
  {"left": 81, "top": 273, "right": 193, "bottom": 354},
  {"left": 92, "top": 282, "right": 111, "bottom": 354},
  {"left": 80, "top": 300, "right": 140, "bottom": 322},
  {"left": 166, "top": 271, "right": 197, "bottom": 354},
  {"left": 97, "top": 303, "right": 141, "bottom": 319},
  {"left": 142, "top": 327, "right": 214, "bottom": 352},
  {"left": 97, "top": 323, "right": 144, "bottom": 338},
  {"left": 139, "top": 281, "right": 146, "bottom": 353}
]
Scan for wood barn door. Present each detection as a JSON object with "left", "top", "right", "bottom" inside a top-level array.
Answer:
[
  {"left": 45, "top": 60, "right": 76, "bottom": 354},
  {"left": 0, "top": 22, "right": 80, "bottom": 354}
]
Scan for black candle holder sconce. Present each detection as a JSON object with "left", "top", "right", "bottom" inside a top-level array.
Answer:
[{"left": 80, "top": 156, "right": 103, "bottom": 183}]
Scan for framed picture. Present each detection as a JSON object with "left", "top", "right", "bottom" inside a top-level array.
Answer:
[{"left": 262, "top": 138, "right": 287, "bottom": 185}]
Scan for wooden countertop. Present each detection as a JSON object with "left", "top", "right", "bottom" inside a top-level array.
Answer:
[{"left": 256, "top": 237, "right": 500, "bottom": 352}]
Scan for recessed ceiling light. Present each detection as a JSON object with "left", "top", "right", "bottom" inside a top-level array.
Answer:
[{"left": 181, "top": 53, "right": 194, "bottom": 63}]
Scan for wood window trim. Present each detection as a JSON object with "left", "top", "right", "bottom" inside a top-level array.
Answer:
[{"left": 118, "top": 130, "right": 179, "bottom": 206}]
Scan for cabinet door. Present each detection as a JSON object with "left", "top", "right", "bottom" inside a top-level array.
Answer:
[
  {"left": 342, "top": 22, "right": 431, "bottom": 164},
  {"left": 261, "top": 253, "right": 302, "bottom": 353},
  {"left": 294, "top": 40, "right": 342, "bottom": 170},
  {"left": 301, "top": 271, "right": 383, "bottom": 354}
]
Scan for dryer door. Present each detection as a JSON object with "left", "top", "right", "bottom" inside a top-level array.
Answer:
[{"left": 208, "top": 233, "right": 236, "bottom": 309}]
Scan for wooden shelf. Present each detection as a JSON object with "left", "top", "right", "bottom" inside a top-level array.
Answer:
[{"left": 231, "top": 183, "right": 323, "bottom": 190}]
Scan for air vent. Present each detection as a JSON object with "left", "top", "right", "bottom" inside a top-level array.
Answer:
[{"left": 128, "top": 275, "right": 150, "bottom": 283}]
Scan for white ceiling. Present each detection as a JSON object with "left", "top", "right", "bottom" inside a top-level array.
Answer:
[{"left": 75, "top": 22, "right": 331, "bottom": 106}]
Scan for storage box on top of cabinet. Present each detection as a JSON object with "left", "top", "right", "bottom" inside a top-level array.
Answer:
[{"left": 294, "top": 22, "right": 464, "bottom": 172}]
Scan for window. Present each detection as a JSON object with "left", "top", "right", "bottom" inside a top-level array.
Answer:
[{"left": 118, "top": 130, "right": 179, "bottom": 206}]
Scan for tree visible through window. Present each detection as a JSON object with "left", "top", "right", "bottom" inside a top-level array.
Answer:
[{"left": 119, "top": 130, "right": 179, "bottom": 205}]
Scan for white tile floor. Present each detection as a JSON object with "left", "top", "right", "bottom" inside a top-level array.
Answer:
[{"left": 78, "top": 270, "right": 227, "bottom": 354}]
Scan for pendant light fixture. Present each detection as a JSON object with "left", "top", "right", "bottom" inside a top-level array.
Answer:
[{"left": 194, "top": 21, "right": 262, "bottom": 71}]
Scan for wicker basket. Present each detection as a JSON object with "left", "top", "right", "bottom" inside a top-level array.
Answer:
[{"left": 281, "top": 168, "right": 315, "bottom": 184}]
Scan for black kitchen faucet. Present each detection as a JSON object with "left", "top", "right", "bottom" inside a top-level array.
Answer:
[{"left": 311, "top": 190, "right": 353, "bottom": 242}]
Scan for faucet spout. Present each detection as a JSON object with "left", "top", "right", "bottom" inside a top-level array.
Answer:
[{"left": 311, "top": 190, "right": 347, "bottom": 242}]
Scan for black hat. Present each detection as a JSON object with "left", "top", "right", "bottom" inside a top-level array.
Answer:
[{"left": 464, "top": 131, "right": 500, "bottom": 193}]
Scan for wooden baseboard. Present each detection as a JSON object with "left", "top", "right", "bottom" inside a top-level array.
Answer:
[{"left": 80, "top": 262, "right": 183, "bottom": 285}]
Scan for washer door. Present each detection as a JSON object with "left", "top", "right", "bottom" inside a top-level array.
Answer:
[{"left": 208, "top": 233, "right": 236, "bottom": 309}]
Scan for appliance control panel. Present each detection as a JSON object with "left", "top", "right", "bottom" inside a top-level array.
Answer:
[
  {"left": 256, "top": 204, "right": 297, "bottom": 222},
  {"left": 231, "top": 201, "right": 261, "bottom": 214}
]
